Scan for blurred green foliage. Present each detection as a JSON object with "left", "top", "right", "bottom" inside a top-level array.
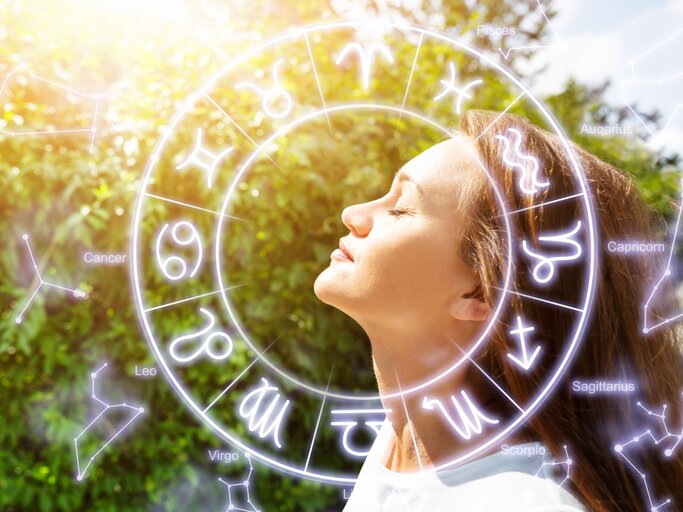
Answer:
[{"left": 0, "top": 1, "right": 680, "bottom": 511}]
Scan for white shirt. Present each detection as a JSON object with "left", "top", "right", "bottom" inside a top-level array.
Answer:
[{"left": 343, "top": 423, "right": 587, "bottom": 512}]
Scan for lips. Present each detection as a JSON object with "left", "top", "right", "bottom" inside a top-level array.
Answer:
[{"left": 337, "top": 238, "right": 355, "bottom": 262}]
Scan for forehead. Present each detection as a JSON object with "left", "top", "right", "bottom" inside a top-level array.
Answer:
[{"left": 400, "top": 135, "right": 481, "bottom": 204}]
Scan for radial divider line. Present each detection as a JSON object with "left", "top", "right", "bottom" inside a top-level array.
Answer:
[
  {"left": 495, "top": 286, "right": 584, "bottom": 313},
  {"left": 304, "top": 33, "right": 332, "bottom": 133},
  {"left": 393, "top": 366, "right": 424, "bottom": 472},
  {"left": 304, "top": 366, "right": 335, "bottom": 472},
  {"left": 202, "top": 92, "right": 284, "bottom": 173},
  {"left": 395, "top": 33, "right": 424, "bottom": 133},
  {"left": 143, "top": 283, "right": 253, "bottom": 313},
  {"left": 202, "top": 334, "right": 283, "bottom": 413},
  {"left": 474, "top": 91, "right": 526, "bottom": 142},
  {"left": 500, "top": 192, "right": 585, "bottom": 218},
  {"left": 143, "top": 192, "right": 250, "bottom": 223},
  {"left": 450, "top": 338, "right": 525, "bottom": 414}
]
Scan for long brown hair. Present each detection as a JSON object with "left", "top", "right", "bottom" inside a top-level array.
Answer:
[{"left": 460, "top": 110, "right": 683, "bottom": 511}]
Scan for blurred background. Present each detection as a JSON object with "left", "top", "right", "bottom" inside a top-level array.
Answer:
[{"left": 0, "top": 0, "right": 681, "bottom": 510}]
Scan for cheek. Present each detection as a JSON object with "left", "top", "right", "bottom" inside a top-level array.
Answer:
[{"left": 361, "top": 226, "right": 454, "bottom": 300}]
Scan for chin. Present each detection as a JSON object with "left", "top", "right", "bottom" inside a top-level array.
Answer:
[{"left": 313, "top": 268, "right": 352, "bottom": 311}]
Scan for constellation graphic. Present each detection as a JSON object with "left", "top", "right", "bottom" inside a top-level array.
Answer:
[
  {"left": 0, "top": 63, "right": 114, "bottom": 152},
  {"left": 535, "top": 444, "right": 573, "bottom": 487},
  {"left": 614, "top": 395, "right": 682, "bottom": 512},
  {"left": 498, "top": 0, "right": 565, "bottom": 60},
  {"left": 73, "top": 363, "right": 144, "bottom": 481},
  {"left": 643, "top": 179, "right": 683, "bottom": 334},
  {"left": 15, "top": 233, "right": 87, "bottom": 324},
  {"left": 433, "top": 62, "right": 482, "bottom": 114},
  {"left": 218, "top": 453, "right": 261, "bottom": 512},
  {"left": 621, "top": 27, "right": 683, "bottom": 138}
]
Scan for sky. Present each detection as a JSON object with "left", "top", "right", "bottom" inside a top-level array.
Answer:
[{"left": 525, "top": 0, "right": 683, "bottom": 154}]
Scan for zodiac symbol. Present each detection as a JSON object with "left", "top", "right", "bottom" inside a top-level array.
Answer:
[
  {"left": 507, "top": 315, "right": 542, "bottom": 371},
  {"left": 176, "top": 128, "right": 234, "bottom": 189},
  {"left": 330, "top": 408, "right": 390, "bottom": 457},
  {"left": 154, "top": 220, "right": 203, "bottom": 281},
  {"left": 235, "top": 58, "right": 293, "bottom": 119},
  {"left": 169, "top": 307, "right": 234, "bottom": 364},
  {"left": 433, "top": 62, "right": 482, "bottom": 114},
  {"left": 496, "top": 128, "right": 549, "bottom": 195},
  {"left": 422, "top": 390, "right": 499, "bottom": 440},
  {"left": 238, "top": 378, "right": 290, "bottom": 449},
  {"left": 522, "top": 220, "right": 583, "bottom": 285},
  {"left": 335, "top": 42, "right": 394, "bottom": 89}
]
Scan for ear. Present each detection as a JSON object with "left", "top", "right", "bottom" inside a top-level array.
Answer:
[{"left": 448, "top": 284, "right": 491, "bottom": 322}]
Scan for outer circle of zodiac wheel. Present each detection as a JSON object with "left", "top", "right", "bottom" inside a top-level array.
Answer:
[{"left": 131, "top": 21, "right": 596, "bottom": 484}]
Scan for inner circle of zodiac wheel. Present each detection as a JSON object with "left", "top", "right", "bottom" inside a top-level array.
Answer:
[{"left": 131, "top": 21, "right": 596, "bottom": 483}]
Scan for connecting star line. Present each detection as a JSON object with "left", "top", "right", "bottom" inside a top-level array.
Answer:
[
  {"left": 218, "top": 453, "right": 261, "bottom": 512},
  {"left": 73, "top": 363, "right": 144, "bottom": 481},
  {"left": 614, "top": 395, "right": 683, "bottom": 512},
  {"left": 643, "top": 179, "right": 683, "bottom": 333},
  {"left": 15, "top": 233, "right": 87, "bottom": 324},
  {"left": 535, "top": 444, "right": 573, "bottom": 487}
]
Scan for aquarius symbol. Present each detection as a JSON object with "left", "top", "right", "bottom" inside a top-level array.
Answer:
[
  {"left": 169, "top": 307, "right": 233, "bottom": 364},
  {"left": 507, "top": 315, "right": 542, "bottom": 371},
  {"left": 496, "top": 128, "right": 549, "bottom": 195},
  {"left": 422, "top": 390, "right": 499, "bottom": 440},
  {"left": 15, "top": 233, "right": 87, "bottom": 324},
  {"left": 330, "top": 408, "right": 390, "bottom": 457},
  {"left": 235, "top": 58, "right": 293, "bottom": 119},
  {"left": 522, "top": 221, "right": 583, "bottom": 285},
  {"left": 73, "top": 363, "right": 144, "bottom": 481},
  {"left": 176, "top": 128, "right": 234, "bottom": 188},
  {"left": 433, "top": 62, "right": 482, "bottom": 114},
  {"left": 335, "top": 42, "right": 394, "bottom": 89},
  {"left": 238, "top": 378, "right": 290, "bottom": 449}
]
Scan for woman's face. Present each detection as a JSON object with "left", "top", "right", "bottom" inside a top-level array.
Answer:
[{"left": 314, "top": 135, "right": 488, "bottom": 336}]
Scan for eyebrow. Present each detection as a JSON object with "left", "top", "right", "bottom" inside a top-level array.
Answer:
[{"left": 393, "top": 166, "right": 423, "bottom": 194}]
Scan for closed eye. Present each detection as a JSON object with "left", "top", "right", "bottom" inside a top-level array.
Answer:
[{"left": 387, "top": 206, "right": 416, "bottom": 217}]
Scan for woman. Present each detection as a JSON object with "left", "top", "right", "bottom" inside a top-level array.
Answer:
[{"left": 314, "top": 110, "right": 683, "bottom": 511}]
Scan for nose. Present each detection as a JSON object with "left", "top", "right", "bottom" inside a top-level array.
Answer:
[{"left": 341, "top": 202, "right": 372, "bottom": 237}]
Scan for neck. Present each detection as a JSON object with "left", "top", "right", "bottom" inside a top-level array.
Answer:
[{"left": 363, "top": 320, "right": 488, "bottom": 473}]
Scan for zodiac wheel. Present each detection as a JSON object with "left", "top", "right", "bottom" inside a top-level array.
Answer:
[{"left": 131, "top": 21, "right": 596, "bottom": 483}]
